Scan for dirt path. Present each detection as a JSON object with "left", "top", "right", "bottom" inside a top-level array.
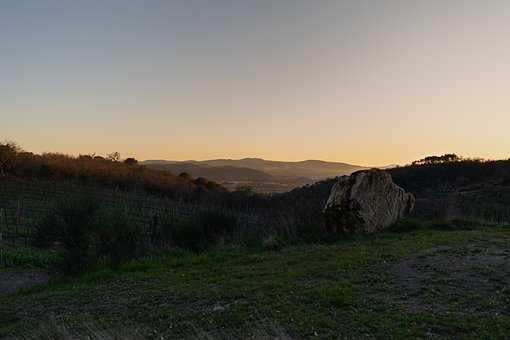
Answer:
[
  {"left": 0, "top": 271, "right": 50, "bottom": 295},
  {"left": 383, "top": 239, "right": 510, "bottom": 316}
]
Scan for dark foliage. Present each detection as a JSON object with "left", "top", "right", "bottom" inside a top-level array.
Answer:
[
  {"left": 265, "top": 157, "right": 510, "bottom": 227},
  {"left": 411, "top": 153, "right": 461, "bottom": 166},
  {"left": 20, "top": 149, "right": 510, "bottom": 264},
  {"left": 269, "top": 179, "right": 336, "bottom": 237},
  {"left": 0, "top": 141, "right": 21, "bottom": 176},
  {"left": 33, "top": 199, "right": 147, "bottom": 273},
  {"left": 388, "top": 218, "right": 483, "bottom": 233},
  {"left": 97, "top": 209, "right": 145, "bottom": 268},
  {"left": 389, "top": 158, "right": 510, "bottom": 198},
  {"left": 387, "top": 218, "right": 428, "bottom": 233},
  {"left": 158, "top": 210, "right": 238, "bottom": 251},
  {"left": 124, "top": 158, "right": 138, "bottom": 166},
  {"left": 33, "top": 211, "right": 64, "bottom": 248},
  {"left": 0, "top": 142, "right": 224, "bottom": 200},
  {"left": 34, "top": 199, "right": 100, "bottom": 274}
]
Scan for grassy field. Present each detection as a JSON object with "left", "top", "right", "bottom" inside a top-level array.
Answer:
[{"left": 1, "top": 225, "right": 510, "bottom": 339}]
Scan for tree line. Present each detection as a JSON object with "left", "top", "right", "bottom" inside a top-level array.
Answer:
[{"left": 0, "top": 141, "right": 223, "bottom": 199}]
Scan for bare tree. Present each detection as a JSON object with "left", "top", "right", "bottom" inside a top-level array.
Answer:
[{"left": 107, "top": 152, "right": 121, "bottom": 162}]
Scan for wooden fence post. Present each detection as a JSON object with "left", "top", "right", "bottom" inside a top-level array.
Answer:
[
  {"left": 16, "top": 199, "right": 22, "bottom": 226},
  {"left": 2, "top": 208, "right": 13, "bottom": 246},
  {"left": 0, "top": 212, "right": 2, "bottom": 268},
  {"left": 0, "top": 208, "right": 3, "bottom": 243}
]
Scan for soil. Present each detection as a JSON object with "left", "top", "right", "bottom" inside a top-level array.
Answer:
[{"left": 386, "top": 239, "right": 510, "bottom": 316}]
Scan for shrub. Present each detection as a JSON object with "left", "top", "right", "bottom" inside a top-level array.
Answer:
[
  {"left": 31, "top": 199, "right": 100, "bottom": 274},
  {"left": 429, "top": 218, "right": 481, "bottom": 231},
  {"left": 0, "top": 141, "right": 20, "bottom": 176},
  {"left": 33, "top": 212, "right": 64, "bottom": 248},
  {"left": 198, "top": 210, "right": 237, "bottom": 243},
  {"left": 159, "top": 210, "right": 238, "bottom": 251},
  {"left": 97, "top": 210, "right": 145, "bottom": 268},
  {"left": 1, "top": 142, "right": 225, "bottom": 200},
  {"left": 170, "top": 218, "right": 208, "bottom": 252},
  {"left": 389, "top": 218, "right": 482, "bottom": 233},
  {"left": 0, "top": 246, "right": 62, "bottom": 269},
  {"left": 294, "top": 221, "right": 325, "bottom": 242},
  {"left": 33, "top": 199, "right": 146, "bottom": 273},
  {"left": 261, "top": 234, "right": 286, "bottom": 251},
  {"left": 388, "top": 218, "right": 427, "bottom": 233},
  {"left": 56, "top": 199, "right": 99, "bottom": 274}
]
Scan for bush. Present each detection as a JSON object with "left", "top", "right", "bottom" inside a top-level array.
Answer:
[
  {"left": 389, "top": 218, "right": 483, "bottom": 233},
  {"left": 33, "top": 199, "right": 146, "bottom": 273},
  {"left": 56, "top": 199, "right": 99, "bottom": 274},
  {"left": 0, "top": 246, "right": 62, "bottom": 269},
  {"left": 159, "top": 210, "right": 238, "bottom": 251},
  {"left": 33, "top": 212, "right": 64, "bottom": 248},
  {"left": 294, "top": 221, "right": 326, "bottom": 242},
  {"left": 198, "top": 210, "right": 237, "bottom": 243},
  {"left": 388, "top": 218, "right": 427, "bottom": 233},
  {"left": 33, "top": 198, "right": 100, "bottom": 273},
  {"left": 97, "top": 210, "right": 145, "bottom": 268},
  {"left": 170, "top": 218, "right": 208, "bottom": 252},
  {"left": 261, "top": 234, "right": 286, "bottom": 251},
  {"left": 429, "top": 218, "right": 481, "bottom": 231}
]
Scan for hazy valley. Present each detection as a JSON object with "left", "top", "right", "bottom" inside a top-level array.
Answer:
[
  {"left": 1, "top": 143, "right": 510, "bottom": 338},
  {"left": 143, "top": 158, "right": 373, "bottom": 192}
]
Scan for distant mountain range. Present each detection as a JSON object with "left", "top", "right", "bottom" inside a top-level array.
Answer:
[
  {"left": 144, "top": 162, "right": 274, "bottom": 182},
  {"left": 143, "top": 158, "right": 389, "bottom": 193}
]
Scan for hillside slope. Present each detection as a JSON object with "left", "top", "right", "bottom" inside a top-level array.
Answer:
[
  {"left": 146, "top": 158, "right": 368, "bottom": 180},
  {"left": 0, "top": 142, "right": 224, "bottom": 199},
  {"left": 144, "top": 162, "right": 274, "bottom": 182},
  {"left": 2, "top": 226, "right": 510, "bottom": 338},
  {"left": 276, "top": 159, "right": 510, "bottom": 225},
  {"left": 144, "top": 158, "right": 369, "bottom": 192}
]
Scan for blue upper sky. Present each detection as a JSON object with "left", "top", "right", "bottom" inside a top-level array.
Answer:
[{"left": 2, "top": 1, "right": 510, "bottom": 164}]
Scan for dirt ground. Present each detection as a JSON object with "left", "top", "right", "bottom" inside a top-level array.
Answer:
[
  {"left": 0, "top": 271, "right": 51, "bottom": 295},
  {"left": 386, "top": 239, "right": 510, "bottom": 316}
]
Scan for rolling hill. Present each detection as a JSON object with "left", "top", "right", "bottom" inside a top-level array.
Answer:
[
  {"left": 159, "top": 158, "right": 368, "bottom": 179},
  {"left": 143, "top": 158, "right": 370, "bottom": 192},
  {"left": 275, "top": 158, "right": 510, "bottom": 226},
  {"left": 143, "top": 162, "right": 274, "bottom": 182}
]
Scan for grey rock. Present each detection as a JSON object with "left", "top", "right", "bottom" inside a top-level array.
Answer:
[{"left": 324, "top": 169, "right": 415, "bottom": 233}]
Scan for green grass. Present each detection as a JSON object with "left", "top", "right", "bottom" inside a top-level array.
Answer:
[
  {"left": 2, "top": 226, "right": 510, "bottom": 339},
  {"left": 0, "top": 245, "right": 62, "bottom": 270}
]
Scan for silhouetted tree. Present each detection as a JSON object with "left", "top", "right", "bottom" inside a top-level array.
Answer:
[
  {"left": 179, "top": 172, "right": 192, "bottom": 180},
  {"left": 78, "top": 154, "right": 93, "bottom": 160},
  {"left": 124, "top": 158, "right": 138, "bottom": 166},
  {"left": 235, "top": 186, "right": 255, "bottom": 196},
  {"left": 412, "top": 153, "right": 461, "bottom": 165},
  {"left": 107, "top": 152, "right": 121, "bottom": 162},
  {"left": 0, "top": 141, "right": 20, "bottom": 176},
  {"left": 0, "top": 142, "right": 226, "bottom": 201}
]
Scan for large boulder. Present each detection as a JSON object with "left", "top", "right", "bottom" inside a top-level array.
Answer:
[{"left": 324, "top": 169, "right": 415, "bottom": 234}]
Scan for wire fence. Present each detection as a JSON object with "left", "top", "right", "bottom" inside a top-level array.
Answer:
[{"left": 0, "top": 177, "right": 274, "bottom": 267}]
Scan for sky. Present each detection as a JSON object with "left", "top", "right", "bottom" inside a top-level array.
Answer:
[{"left": 2, "top": 0, "right": 510, "bottom": 165}]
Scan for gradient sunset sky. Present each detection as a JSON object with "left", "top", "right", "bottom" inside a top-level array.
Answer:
[{"left": 2, "top": 0, "right": 509, "bottom": 165}]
